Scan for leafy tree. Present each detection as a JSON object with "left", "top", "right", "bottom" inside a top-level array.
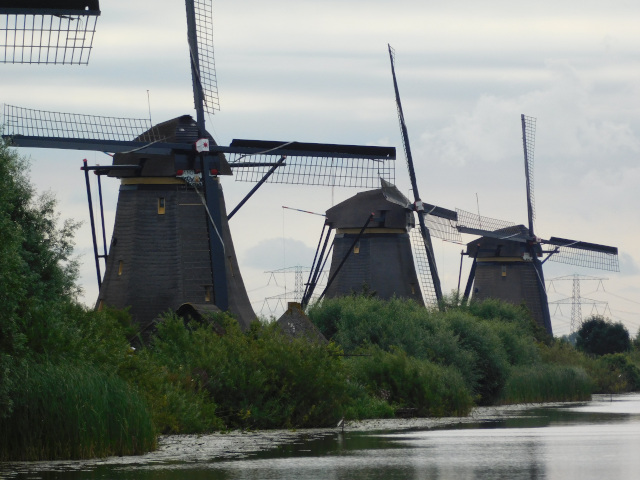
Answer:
[
  {"left": 576, "top": 315, "right": 631, "bottom": 356},
  {"left": 0, "top": 140, "right": 80, "bottom": 417}
]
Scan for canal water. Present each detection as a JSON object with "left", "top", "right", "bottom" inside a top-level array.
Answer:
[{"left": 3, "top": 393, "right": 640, "bottom": 479}]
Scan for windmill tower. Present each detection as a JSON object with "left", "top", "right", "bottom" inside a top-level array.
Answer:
[
  {"left": 320, "top": 180, "right": 424, "bottom": 304},
  {"left": 1, "top": 1, "right": 396, "bottom": 332},
  {"left": 457, "top": 115, "right": 619, "bottom": 335}
]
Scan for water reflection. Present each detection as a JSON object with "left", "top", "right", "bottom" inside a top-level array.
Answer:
[{"left": 3, "top": 394, "right": 640, "bottom": 480}]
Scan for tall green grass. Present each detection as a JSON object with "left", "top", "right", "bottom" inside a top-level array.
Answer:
[
  {"left": 500, "top": 365, "right": 592, "bottom": 403},
  {"left": 0, "top": 362, "right": 155, "bottom": 461}
]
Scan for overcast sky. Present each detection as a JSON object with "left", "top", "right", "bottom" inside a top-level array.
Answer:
[{"left": 2, "top": 0, "right": 639, "bottom": 336}]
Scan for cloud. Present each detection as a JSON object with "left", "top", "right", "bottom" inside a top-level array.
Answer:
[
  {"left": 620, "top": 253, "right": 640, "bottom": 277},
  {"left": 242, "top": 237, "right": 316, "bottom": 270}
]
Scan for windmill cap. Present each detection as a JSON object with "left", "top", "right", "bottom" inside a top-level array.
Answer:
[
  {"left": 326, "top": 187, "right": 414, "bottom": 230},
  {"left": 110, "top": 115, "right": 231, "bottom": 178}
]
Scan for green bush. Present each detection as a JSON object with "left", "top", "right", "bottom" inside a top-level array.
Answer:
[
  {"left": 345, "top": 346, "right": 473, "bottom": 417},
  {"left": 309, "top": 296, "right": 548, "bottom": 406},
  {"left": 590, "top": 353, "right": 640, "bottom": 393},
  {"left": 0, "top": 362, "right": 155, "bottom": 461},
  {"left": 137, "top": 314, "right": 349, "bottom": 430},
  {"left": 442, "top": 311, "right": 511, "bottom": 405}
]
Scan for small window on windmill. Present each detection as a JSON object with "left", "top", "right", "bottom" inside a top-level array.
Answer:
[
  {"left": 354, "top": 242, "right": 360, "bottom": 254},
  {"left": 158, "top": 197, "right": 166, "bottom": 215},
  {"left": 204, "top": 285, "right": 213, "bottom": 302},
  {"left": 118, "top": 260, "right": 124, "bottom": 276},
  {"left": 501, "top": 265, "right": 507, "bottom": 277}
]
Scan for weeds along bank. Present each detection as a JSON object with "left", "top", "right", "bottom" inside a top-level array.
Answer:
[{"left": 3, "top": 141, "right": 640, "bottom": 461}]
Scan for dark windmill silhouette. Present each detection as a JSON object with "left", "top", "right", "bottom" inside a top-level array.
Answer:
[
  {"left": 1, "top": 1, "right": 100, "bottom": 65},
  {"left": 310, "top": 179, "right": 425, "bottom": 305},
  {"left": 1, "top": 0, "right": 396, "bottom": 333},
  {"left": 301, "top": 45, "right": 458, "bottom": 308},
  {"left": 457, "top": 115, "right": 619, "bottom": 335}
]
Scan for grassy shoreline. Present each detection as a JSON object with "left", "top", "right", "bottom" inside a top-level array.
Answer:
[{"left": 4, "top": 296, "right": 639, "bottom": 461}]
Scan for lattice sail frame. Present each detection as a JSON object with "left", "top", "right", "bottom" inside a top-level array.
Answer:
[
  {"left": 522, "top": 114, "right": 536, "bottom": 231},
  {"left": 193, "top": 0, "right": 219, "bottom": 113},
  {"left": 410, "top": 227, "right": 438, "bottom": 306},
  {"left": 544, "top": 239, "right": 620, "bottom": 272},
  {"left": 1, "top": 6, "right": 99, "bottom": 65},
  {"left": 455, "top": 208, "right": 522, "bottom": 237},
  {"left": 2, "top": 104, "right": 159, "bottom": 142},
  {"left": 424, "top": 213, "right": 461, "bottom": 243},
  {"left": 2, "top": 104, "right": 395, "bottom": 188},
  {"left": 228, "top": 153, "right": 395, "bottom": 188}
]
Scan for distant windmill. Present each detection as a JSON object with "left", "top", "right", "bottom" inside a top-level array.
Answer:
[
  {"left": 305, "top": 180, "right": 426, "bottom": 305},
  {"left": 301, "top": 45, "right": 460, "bottom": 308},
  {"left": 457, "top": 115, "right": 619, "bottom": 335},
  {"left": 1, "top": 0, "right": 395, "bottom": 333}
]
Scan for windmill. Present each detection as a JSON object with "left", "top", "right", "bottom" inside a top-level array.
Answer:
[
  {"left": 457, "top": 115, "right": 619, "bottom": 335},
  {"left": 301, "top": 45, "right": 459, "bottom": 308},
  {"left": 1, "top": 1, "right": 396, "bottom": 333},
  {"left": 0, "top": 1, "right": 100, "bottom": 65},
  {"left": 305, "top": 179, "right": 425, "bottom": 305}
]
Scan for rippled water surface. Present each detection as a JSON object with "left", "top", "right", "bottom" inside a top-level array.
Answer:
[{"left": 3, "top": 393, "right": 640, "bottom": 479}]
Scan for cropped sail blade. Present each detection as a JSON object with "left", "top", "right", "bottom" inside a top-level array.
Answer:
[
  {"left": 0, "top": 1, "right": 100, "bottom": 65},
  {"left": 410, "top": 227, "right": 438, "bottom": 306},
  {"left": 456, "top": 208, "right": 520, "bottom": 236},
  {"left": 521, "top": 114, "right": 536, "bottom": 233},
  {"left": 2, "top": 104, "right": 158, "bottom": 142},
  {"left": 194, "top": 0, "right": 219, "bottom": 113}
]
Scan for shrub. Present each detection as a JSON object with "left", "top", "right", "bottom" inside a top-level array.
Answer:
[
  {"left": 440, "top": 311, "right": 510, "bottom": 405},
  {"left": 138, "top": 314, "right": 349, "bottom": 430},
  {"left": 590, "top": 353, "right": 640, "bottom": 393},
  {"left": 346, "top": 346, "right": 473, "bottom": 417}
]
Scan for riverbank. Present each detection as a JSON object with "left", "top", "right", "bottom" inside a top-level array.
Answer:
[{"left": 0, "top": 399, "right": 589, "bottom": 476}]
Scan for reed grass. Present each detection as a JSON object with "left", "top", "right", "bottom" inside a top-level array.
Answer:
[
  {"left": 0, "top": 362, "right": 155, "bottom": 461},
  {"left": 500, "top": 365, "right": 592, "bottom": 404}
]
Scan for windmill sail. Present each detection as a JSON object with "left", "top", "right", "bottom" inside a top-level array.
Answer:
[
  {"left": 388, "top": 43, "right": 446, "bottom": 303},
  {"left": 190, "top": 0, "right": 219, "bottom": 114},
  {"left": 544, "top": 237, "right": 619, "bottom": 271},
  {"left": 521, "top": 114, "right": 536, "bottom": 235},
  {"left": 0, "top": 1, "right": 100, "bottom": 65},
  {"left": 2, "top": 104, "right": 395, "bottom": 175}
]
